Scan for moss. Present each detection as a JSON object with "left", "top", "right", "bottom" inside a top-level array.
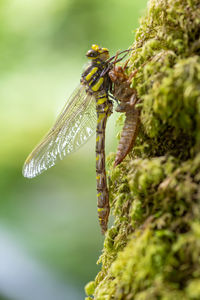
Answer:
[
  {"left": 85, "top": 281, "right": 95, "bottom": 298},
  {"left": 85, "top": 0, "right": 200, "bottom": 299}
]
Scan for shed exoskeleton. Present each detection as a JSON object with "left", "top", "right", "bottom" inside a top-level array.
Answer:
[{"left": 109, "top": 61, "right": 140, "bottom": 167}]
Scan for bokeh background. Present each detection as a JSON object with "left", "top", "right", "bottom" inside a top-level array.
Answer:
[{"left": 0, "top": 0, "right": 147, "bottom": 299}]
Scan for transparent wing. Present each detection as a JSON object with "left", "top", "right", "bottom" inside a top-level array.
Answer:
[{"left": 23, "top": 84, "right": 96, "bottom": 178}]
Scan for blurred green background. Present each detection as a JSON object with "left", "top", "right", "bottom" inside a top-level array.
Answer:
[{"left": 0, "top": 0, "right": 147, "bottom": 299}]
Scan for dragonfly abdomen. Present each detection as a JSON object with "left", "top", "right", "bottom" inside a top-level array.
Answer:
[{"left": 96, "top": 92, "right": 112, "bottom": 233}]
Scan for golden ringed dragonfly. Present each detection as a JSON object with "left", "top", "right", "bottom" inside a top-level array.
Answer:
[{"left": 23, "top": 45, "right": 132, "bottom": 233}]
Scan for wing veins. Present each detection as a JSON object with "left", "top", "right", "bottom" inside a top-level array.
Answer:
[{"left": 23, "top": 85, "right": 97, "bottom": 178}]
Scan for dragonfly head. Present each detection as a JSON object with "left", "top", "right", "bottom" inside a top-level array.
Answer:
[{"left": 86, "top": 44, "right": 109, "bottom": 61}]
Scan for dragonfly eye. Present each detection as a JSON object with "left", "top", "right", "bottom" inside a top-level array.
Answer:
[
  {"left": 86, "top": 49, "right": 99, "bottom": 59},
  {"left": 86, "top": 45, "right": 109, "bottom": 61}
]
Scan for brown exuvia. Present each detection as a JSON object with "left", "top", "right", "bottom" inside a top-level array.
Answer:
[{"left": 109, "top": 64, "right": 140, "bottom": 167}]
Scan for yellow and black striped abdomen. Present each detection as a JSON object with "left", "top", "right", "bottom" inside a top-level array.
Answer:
[{"left": 95, "top": 92, "right": 112, "bottom": 233}]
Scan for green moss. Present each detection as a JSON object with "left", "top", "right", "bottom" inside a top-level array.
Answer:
[
  {"left": 85, "top": 0, "right": 200, "bottom": 299},
  {"left": 85, "top": 281, "right": 95, "bottom": 297}
]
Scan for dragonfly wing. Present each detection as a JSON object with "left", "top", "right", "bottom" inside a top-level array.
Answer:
[{"left": 23, "top": 85, "right": 97, "bottom": 178}]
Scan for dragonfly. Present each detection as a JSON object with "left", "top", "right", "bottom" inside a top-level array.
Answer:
[{"left": 23, "top": 44, "right": 131, "bottom": 234}]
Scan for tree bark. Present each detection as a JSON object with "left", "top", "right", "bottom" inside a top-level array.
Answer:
[{"left": 86, "top": 0, "right": 200, "bottom": 299}]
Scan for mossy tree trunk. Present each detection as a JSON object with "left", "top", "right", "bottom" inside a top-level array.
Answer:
[{"left": 86, "top": 0, "right": 200, "bottom": 299}]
